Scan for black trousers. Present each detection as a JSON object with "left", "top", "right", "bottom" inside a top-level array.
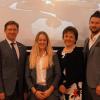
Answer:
[{"left": 5, "top": 81, "right": 24, "bottom": 100}]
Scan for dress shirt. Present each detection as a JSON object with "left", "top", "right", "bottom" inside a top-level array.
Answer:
[
  {"left": 36, "top": 53, "right": 48, "bottom": 85},
  {"left": 89, "top": 32, "right": 100, "bottom": 49},
  {"left": 6, "top": 38, "right": 19, "bottom": 59}
]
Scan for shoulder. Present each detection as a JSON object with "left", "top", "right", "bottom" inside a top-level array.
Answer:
[
  {"left": 17, "top": 42, "right": 26, "bottom": 48},
  {"left": 52, "top": 52, "right": 59, "bottom": 61},
  {"left": 17, "top": 42, "right": 27, "bottom": 54},
  {"left": 56, "top": 47, "right": 64, "bottom": 56},
  {"left": 74, "top": 47, "right": 83, "bottom": 52},
  {"left": 74, "top": 47, "right": 84, "bottom": 55},
  {"left": 0, "top": 40, "right": 7, "bottom": 45},
  {"left": 17, "top": 42, "right": 25, "bottom": 46},
  {"left": 96, "top": 37, "right": 100, "bottom": 47},
  {"left": 84, "top": 38, "right": 89, "bottom": 46},
  {"left": 0, "top": 40, "right": 7, "bottom": 48},
  {"left": 53, "top": 52, "right": 58, "bottom": 58},
  {"left": 96, "top": 42, "right": 100, "bottom": 47}
]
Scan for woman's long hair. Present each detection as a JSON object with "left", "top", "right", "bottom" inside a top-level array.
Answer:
[{"left": 29, "top": 31, "right": 53, "bottom": 69}]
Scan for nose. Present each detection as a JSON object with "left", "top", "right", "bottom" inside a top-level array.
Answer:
[
  {"left": 10, "top": 29, "right": 15, "bottom": 33},
  {"left": 66, "top": 37, "right": 71, "bottom": 40}
]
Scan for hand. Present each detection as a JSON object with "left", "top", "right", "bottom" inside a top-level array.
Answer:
[
  {"left": 96, "top": 85, "right": 100, "bottom": 95},
  {"left": 35, "top": 90, "right": 45, "bottom": 100},
  {"left": 59, "top": 85, "right": 67, "bottom": 94},
  {"left": 31, "top": 87, "right": 37, "bottom": 94},
  {"left": 24, "top": 92, "right": 28, "bottom": 100},
  {"left": 31, "top": 87, "right": 45, "bottom": 100},
  {"left": 43, "top": 86, "right": 54, "bottom": 98},
  {"left": 0, "top": 92, "right": 5, "bottom": 100}
]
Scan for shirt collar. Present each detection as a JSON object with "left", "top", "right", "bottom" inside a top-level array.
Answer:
[
  {"left": 6, "top": 38, "right": 17, "bottom": 45},
  {"left": 89, "top": 32, "right": 100, "bottom": 42}
]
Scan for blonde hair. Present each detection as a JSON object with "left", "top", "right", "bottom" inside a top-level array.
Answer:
[{"left": 29, "top": 31, "right": 53, "bottom": 69}]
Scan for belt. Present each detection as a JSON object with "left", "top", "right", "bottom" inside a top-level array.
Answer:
[{"left": 35, "top": 84, "right": 48, "bottom": 91}]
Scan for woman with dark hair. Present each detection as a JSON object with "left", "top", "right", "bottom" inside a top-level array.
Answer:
[{"left": 57, "top": 26, "right": 84, "bottom": 100}]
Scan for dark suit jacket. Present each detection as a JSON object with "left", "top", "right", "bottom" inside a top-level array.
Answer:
[
  {"left": 0, "top": 40, "right": 27, "bottom": 96},
  {"left": 83, "top": 36, "right": 100, "bottom": 88},
  {"left": 25, "top": 53, "right": 61, "bottom": 94}
]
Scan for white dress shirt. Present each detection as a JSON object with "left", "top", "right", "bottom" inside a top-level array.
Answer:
[
  {"left": 89, "top": 32, "right": 100, "bottom": 49},
  {"left": 36, "top": 53, "right": 48, "bottom": 85}
]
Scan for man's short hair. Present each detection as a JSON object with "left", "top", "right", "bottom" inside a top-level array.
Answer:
[
  {"left": 90, "top": 10, "right": 100, "bottom": 20},
  {"left": 4, "top": 21, "right": 19, "bottom": 30}
]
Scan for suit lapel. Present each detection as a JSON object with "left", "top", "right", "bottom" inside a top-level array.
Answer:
[
  {"left": 46, "top": 64, "right": 53, "bottom": 81},
  {"left": 83, "top": 38, "right": 89, "bottom": 59},
  {"left": 89, "top": 36, "right": 100, "bottom": 57},
  {"left": 46, "top": 66, "right": 49, "bottom": 80},
  {"left": 84, "top": 38, "right": 89, "bottom": 51},
  {"left": 17, "top": 42, "right": 22, "bottom": 62},
  {"left": 4, "top": 40, "right": 14, "bottom": 57},
  {"left": 30, "top": 67, "right": 36, "bottom": 83},
  {"left": 33, "top": 68, "right": 36, "bottom": 81}
]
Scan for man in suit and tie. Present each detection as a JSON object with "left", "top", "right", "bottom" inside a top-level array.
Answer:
[
  {"left": 0, "top": 21, "right": 27, "bottom": 100},
  {"left": 83, "top": 11, "right": 100, "bottom": 100}
]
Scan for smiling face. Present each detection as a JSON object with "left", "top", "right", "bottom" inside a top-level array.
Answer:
[
  {"left": 63, "top": 31, "right": 76, "bottom": 47},
  {"left": 37, "top": 33, "right": 48, "bottom": 51},
  {"left": 89, "top": 17, "right": 100, "bottom": 35},
  {"left": 5, "top": 24, "right": 19, "bottom": 42}
]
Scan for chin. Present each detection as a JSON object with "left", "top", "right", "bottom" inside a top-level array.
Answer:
[
  {"left": 92, "top": 31, "right": 99, "bottom": 35},
  {"left": 91, "top": 28, "right": 100, "bottom": 34},
  {"left": 66, "top": 45, "right": 72, "bottom": 47}
]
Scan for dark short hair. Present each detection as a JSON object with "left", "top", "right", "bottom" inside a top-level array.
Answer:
[
  {"left": 90, "top": 10, "right": 100, "bottom": 20},
  {"left": 62, "top": 26, "right": 78, "bottom": 43},
  {"left": 4, "top": 21, "right": 19, "bottom": 30}
]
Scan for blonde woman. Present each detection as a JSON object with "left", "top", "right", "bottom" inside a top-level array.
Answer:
[{"left": 25, "top": 31, "right": 61, "bottom": 100}]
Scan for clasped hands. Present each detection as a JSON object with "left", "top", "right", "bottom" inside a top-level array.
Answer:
[{"left": 32, "top": 86, "right": 54, "bottom": 100}]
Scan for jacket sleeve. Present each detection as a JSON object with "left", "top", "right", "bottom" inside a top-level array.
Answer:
[
  {"left": 52, "top": 53, "right": 61, "bottom": 89},
  {"left": 0, "top": 48, "right": 4, "bottom": 92},
  {"left": 25, "top": 57, "right": 34, "bottom": 90},
  {"left": 95, "top": 43, "right": 100, "bottom": 85}
]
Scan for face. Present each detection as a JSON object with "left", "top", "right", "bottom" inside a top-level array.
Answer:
[
  {"left": 5, "top": 24, "right": 19, "bottom": 42},
  {"left": 63, "top": 32, "right": 76, "bottom": 47},
  {"left": 37, "top": 34, "right": 48, "bottom": 51},
  {"left": 89, "top": 17, "right": 100, "bottom": 34}
]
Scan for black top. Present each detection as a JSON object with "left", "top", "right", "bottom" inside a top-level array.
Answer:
[{"left": 57, "top": 47, "right": 84, "bottom": 88}]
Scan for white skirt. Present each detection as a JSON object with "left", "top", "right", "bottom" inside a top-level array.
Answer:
[{"left": 60, "top": 82, "right": 82, "bottom": 100}]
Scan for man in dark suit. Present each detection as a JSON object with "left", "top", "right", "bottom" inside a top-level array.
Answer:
[
  {"left": 83, "top": 11, "right": 100, "bottom": 100},
  {"left": 0, "top": 21, "right": 27, "bottom": 100}
]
